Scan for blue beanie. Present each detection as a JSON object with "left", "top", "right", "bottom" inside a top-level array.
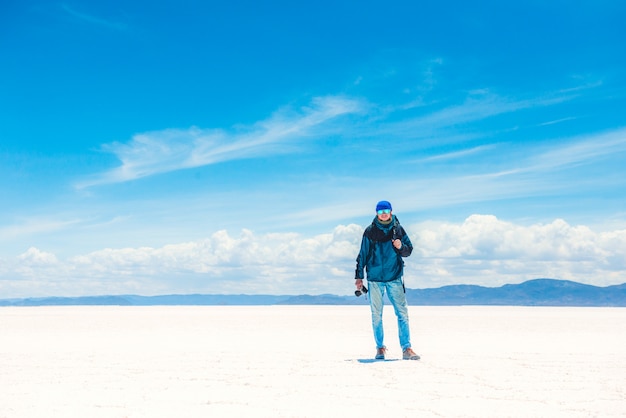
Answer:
[{"left": 375, "top": 200, "right": 392, "bottom": 212}]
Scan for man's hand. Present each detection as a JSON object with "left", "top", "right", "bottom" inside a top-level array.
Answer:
[
  {"left": 392, "top": 239, "right": 402, "bottom": 249},
  {"left": 355, "top": 278, "right": 364, "bottom": 290}
]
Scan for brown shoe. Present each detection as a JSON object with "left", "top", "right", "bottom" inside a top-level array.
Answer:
[
  {"left": 375, "top": 346, "right": 387, "bottom": 360},
  {"left": 403, "top": 347, "right": 420, "bottom": 360}
]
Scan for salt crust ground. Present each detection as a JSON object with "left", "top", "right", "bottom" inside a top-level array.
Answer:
[{"left": 1, "top": 305, "right": 625, "bottom": 418}]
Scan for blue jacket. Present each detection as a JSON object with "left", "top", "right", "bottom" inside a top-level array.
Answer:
[{"left": 355, "top": 215, "right": 413, "bottom": 282}]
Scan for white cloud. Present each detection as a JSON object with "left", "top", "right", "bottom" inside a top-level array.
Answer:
[
  {"left": 408, "top": 215, "right": 626, "bottom": 288},
  {"left": 18, "top": 247, "right": 59, "bottom": 265},
  {"left": 427, "top": 216, "right": 604, "bottom": 260},
  {"left": 2, "top": 216, "right": 625, "bottom": 298}
]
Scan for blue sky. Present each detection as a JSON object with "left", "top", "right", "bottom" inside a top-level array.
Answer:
[{"left": 1, "top": 1, "right": 626, "bottom": 297}]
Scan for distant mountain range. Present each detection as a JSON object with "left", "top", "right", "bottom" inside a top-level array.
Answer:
[{"left": 1, "top": 279, "right": 625, "bottom": 307}]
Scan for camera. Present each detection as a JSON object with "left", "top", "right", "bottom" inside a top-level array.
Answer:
[{"left": 355, "top": 285, "right": 368, "bottom": 297}]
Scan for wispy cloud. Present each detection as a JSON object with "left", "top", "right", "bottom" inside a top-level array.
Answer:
[
  {"left": 370, "top": 89, "right": 578, "bottom": 144},
  {"left": 461, "top": 128, "right": 626, "bottom": 182},
  {"left": 61, "top": 4, "right": 128, "bottom": 31},
  {"left": 0, "top": 218, "right": 81, "bottom": 240},
  {"left": 417, "top": 144, "right": 497, "bottom": 162},
  {"left": 529, "top": 127, "right": 626, "bottom": 171},
  {"left": 76, "top": 96, "right": 364, "bottom": 189},
  {"left": 78, "top": 79, "right": 600, "bottom": 190},
  {"left": 538, "top": 116, "right": 579, "bottom": 127}
]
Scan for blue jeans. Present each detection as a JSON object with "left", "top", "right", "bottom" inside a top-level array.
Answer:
[{"left": 368, "top": 279, "right": 412, "bottom": 350}]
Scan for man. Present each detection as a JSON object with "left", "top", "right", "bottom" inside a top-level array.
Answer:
[{"left": 354, "top": 200, "right": 420, "bottom": 360}]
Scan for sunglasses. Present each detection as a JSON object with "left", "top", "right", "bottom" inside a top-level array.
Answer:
[{"left": 377, "top": 209, "right": 391, "bottom": 215}]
